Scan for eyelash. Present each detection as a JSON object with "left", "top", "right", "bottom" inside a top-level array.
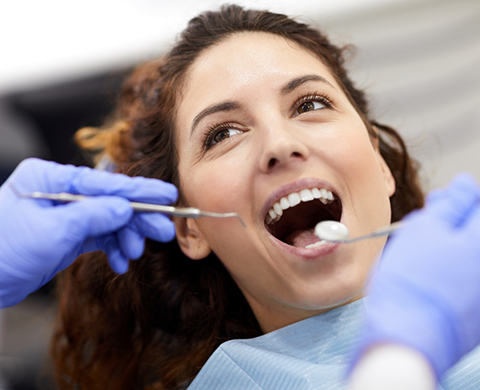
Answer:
[
  {"left": 292, "top": 92, "right": 333, "bottom": 116},
  {"left": 203, "top": 122, "right": 239, "bottom": 151},
  {"left": 202, "top": 92, "right": 334, "bottom": 151}
]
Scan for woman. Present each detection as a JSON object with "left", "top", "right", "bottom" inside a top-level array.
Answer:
[{"left": 51, "top": 4, "right": 426, "bottom": 389}]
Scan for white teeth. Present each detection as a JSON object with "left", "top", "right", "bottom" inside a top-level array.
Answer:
[
  {"left": 300, "top": 189, "right": 314, "bottom": 202},
  {"left": 273, "top": 203, "right": 283, "bottom": 216},
  {"left": 305, "top": 240, "right": 327, "bottom": 249},
  {"left": 288, "top": 193, "right": 301, "bottom": 207},
  {"left": 280, "top": 197, "right": 289, "bottom": 209},
  {"left": 266, "top": 213, "right": 273, "bottom": 224},
  {"left": 269, "top": 209, "right": 277, "bottom": 219},
  {"left": 321, "top": 189, "right": 334, "bottom": 201},
  {"left": 320, "top": 188, "right": 334, "bottom": 204},
  {"left": 265, "top": 188, "right": 336, "bottom": 225}
]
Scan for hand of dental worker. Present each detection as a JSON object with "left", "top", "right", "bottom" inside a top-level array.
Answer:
[
  {"left": 0, "top": 158, "right": 178, "bottom": 308},
  {"left": 348, "top": 174, "right": 480, "bottom": 387}
]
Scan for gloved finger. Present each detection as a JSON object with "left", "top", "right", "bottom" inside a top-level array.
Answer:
[
  {"left": 117, "top": 226, "right": 145, "bottom": 260},
  {"left": 426, "top": 174, "right": 479, "bottom": 206},
  {"left": 9, "top": 158, "right": 178, "bottom": 204},
  {"left": 85, "top": 234, "right": 131, "bottom": 273},
  {"left": 7, "top": 158, "right": 86, "bottom": 194},
  {"left": 8, "top": 158, "right": 89, "bottom": 193},
  {"left": 464, "top": 203, "right": 480, "bottom": 241},
  {"left": 129, "top": 213, "right": 176, "bottom": 242},
  {"left": 52, "top": 197, "right": 134, "bottom": 241},
  {"left": 425, "top": 174, "right": 480, "bottom": 227},
  {"left": 82, "top": 228, "right": 145, "bottom": 261},
  {"left": 68, "top": 167, "right": 178, "bottom": 203},
  {"left": 99, "top": 234, "right": 130, "bottom": 274},
  {"left": 425, "top": 188, "right": 446, "bottom": 205},
  {"left": 82, "top": 237, "right": 101, "bottom": 254}
]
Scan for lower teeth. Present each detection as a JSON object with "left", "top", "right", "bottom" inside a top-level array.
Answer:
[{"left": 305, "top": 240, "right": 327, "bottom": 249}]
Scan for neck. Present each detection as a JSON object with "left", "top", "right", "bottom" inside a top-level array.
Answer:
[{"left": 245, "top": 293, "right": 363, "bottom": 334}]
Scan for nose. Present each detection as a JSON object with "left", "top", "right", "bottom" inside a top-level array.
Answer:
[{"left": 258, "top": 120, "right": 309, "bottom": 173}]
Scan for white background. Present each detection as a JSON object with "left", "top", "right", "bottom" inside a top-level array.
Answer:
[{"left": 0, "top": 0, "right": 415, "bottom": 93}]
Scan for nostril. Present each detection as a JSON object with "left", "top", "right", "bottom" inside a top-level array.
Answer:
[
  {"left": 267, "top": 151, "right": 303, "bottom": 170},
  {"left": 268, "top": 158, "right": 277, "bottom": 169}
]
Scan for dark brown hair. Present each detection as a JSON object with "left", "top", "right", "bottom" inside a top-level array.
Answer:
[{"left": 51, "top": 4, "right": 424, "bottom": 389}]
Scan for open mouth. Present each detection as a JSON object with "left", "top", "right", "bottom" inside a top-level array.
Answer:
[{"left": 265, "top": 188, "right": 342, "bottom": 248}]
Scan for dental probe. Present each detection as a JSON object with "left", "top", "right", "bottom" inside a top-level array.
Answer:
[
  {"left": 314, "top": 220, "right": 404, "bottom": 244},
  {"left": 9, "top": 184, "right": 246, "bottom": 227}
]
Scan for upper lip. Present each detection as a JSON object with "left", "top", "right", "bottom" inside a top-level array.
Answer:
[{"left": 261, "top": 177, "right": 339, "bottom": 222}]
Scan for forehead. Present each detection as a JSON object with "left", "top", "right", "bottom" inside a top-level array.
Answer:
[
  {"left": 196, "top": 32, "right": 325, "bottom": 73},
  {"left": 183, "top": 32, "right": 340, "bottom": 99}
]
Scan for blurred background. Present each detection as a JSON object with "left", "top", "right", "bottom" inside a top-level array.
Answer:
[{"left": 0, "top": 0, "right": 479, "bottom": 388}]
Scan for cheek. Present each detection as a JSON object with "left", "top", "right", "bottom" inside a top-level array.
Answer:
[
  {"left": 302, "top": 120, "right": 375, "bottom": 168},
  {"left": 178, "top": 155, "right": 255, "bottom": 261},
  {"left": 179, "top": 160, "right": 265, "bottom": 275},
  {"left": 330, "top": 127, "right": 384, "bottom": 186},
  {"left": 178, "top": 130, "right": 257, "bottom": 211},
  {"left": 318, "top": 129, "right": 392, "bottom": 224},
  {"left": 343, "top": 146, "right": 392, "bottom": 212},
  {"left": 317, "top": 129, "right": 378, "bottom": 180},
  {"left": 180, "top": 160, "right": 247, "bottom": 211}
]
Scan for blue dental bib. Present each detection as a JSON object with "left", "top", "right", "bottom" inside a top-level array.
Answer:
[{"left": 187, "top": 299, "right": 480, "bottom": 390}]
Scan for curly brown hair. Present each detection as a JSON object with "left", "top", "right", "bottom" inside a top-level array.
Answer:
[{"left": 50, "top": 4, "right": 424, "bottom": 390}]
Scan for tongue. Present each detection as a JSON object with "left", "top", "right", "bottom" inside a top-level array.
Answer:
[{"left": 285, "top": 228, "right": 320, "bottom": 247}]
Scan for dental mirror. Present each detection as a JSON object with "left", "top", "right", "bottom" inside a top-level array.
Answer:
[{"left": 315, "top": 220, "right": 404, "bottom": 244}]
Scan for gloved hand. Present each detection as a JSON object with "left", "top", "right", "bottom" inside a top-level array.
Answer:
[
  {"left": 0, "top": 158, "right": 178, "bottom": 308},
  {"left": 351, "top": 174, "right": 480, "bottom": 380}
]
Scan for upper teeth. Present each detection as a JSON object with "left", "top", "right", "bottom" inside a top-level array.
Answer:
[{"left": 266, "top": 188, "right": 334, "bottom": 225}]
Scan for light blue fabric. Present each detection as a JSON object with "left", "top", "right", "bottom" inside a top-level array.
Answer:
[
  {"left": 442, "top": 347, "right": 480, "bottom": 390},
  {"left": 187, "top": 299, "right": 480, "bottom": 390}
]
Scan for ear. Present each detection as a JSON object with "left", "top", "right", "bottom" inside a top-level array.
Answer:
[
  {"left": 370, "top": 125, "right": 396, "bottom": 197},
  {"left": 173, "top": 217, "right": 212, "bottom": 260},
  {"left": 377, "top": 151, "right": 396, "bottom": 197}
]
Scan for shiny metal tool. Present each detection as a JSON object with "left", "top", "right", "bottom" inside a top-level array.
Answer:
[{"left": 10, "top": 184, "right": 246, "bottom": 227}]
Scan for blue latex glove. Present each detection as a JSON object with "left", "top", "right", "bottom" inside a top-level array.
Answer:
[
  {"left": 0, "top": 158, "right": 178, "bottom": 308},
  {"left": 352, "top": 174, "right": 480, "bottom": 380}
]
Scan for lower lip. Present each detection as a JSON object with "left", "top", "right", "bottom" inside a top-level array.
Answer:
[{"left": 269, "top": 233, "right": 340, "bottom": 260}]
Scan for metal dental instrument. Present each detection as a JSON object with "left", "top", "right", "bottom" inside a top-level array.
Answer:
[
  {"left": 314, "top": 220, "right": 404, "bottom": 244},
  {"left": 9, "top": 184, "right": 246, "bottom": 227}
]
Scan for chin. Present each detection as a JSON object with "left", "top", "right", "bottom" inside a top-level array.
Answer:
[{"left": 284, "top": 275, "right": 366, "bottom": 313}]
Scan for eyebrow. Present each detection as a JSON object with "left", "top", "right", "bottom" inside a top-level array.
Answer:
[
  {"left": 191, "top": 101, "right": 240, "bottom": 136},
  {"left": 281, "top": 74, "right": 335, "bottom": 95},
  {"left": 190, "top": 74, "right": 335, "bottom": 136}
]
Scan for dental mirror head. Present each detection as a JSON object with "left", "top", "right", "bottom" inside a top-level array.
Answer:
[
  {"left": 315, "top": 220, "right": 404, "bottom": 244},
  {"left": 314, "top": 220, "right": 349, "bottom": 242}
]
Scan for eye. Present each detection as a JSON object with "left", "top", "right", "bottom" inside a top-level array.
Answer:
[
  {"left": 296, "top": 100, "right": 325, "bottom": 115},
  {"left": 203, "top": 123, "right": 244, "bottom": 150},
  {"left": 292, "top": 93, "right": 333, "bottom": 117},
  {"left": 212, "top": 128, "right": 242, "bottom": 145}
]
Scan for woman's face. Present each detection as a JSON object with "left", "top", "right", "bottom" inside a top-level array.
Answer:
[{"left": 174, "top": 32, "right": 395, "bottom": 332}]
